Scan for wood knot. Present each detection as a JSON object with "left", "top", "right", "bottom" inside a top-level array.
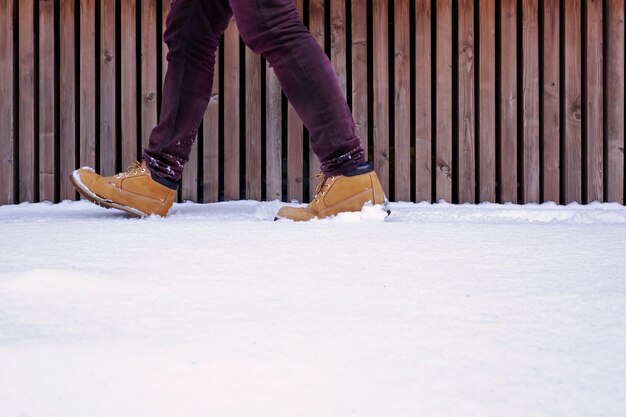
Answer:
[
  {"left": 619, "top": 147, "right": 624, "bottom": 154},
  {"left": 574, "top": 111, "right": 582, "bottom": 121},
  {"left": 146, "top": 92, "right": 156, "bottom": 101},
  {"left": 439, "top": 164, "right": 452, "bottom": 179},
  {"left": 104, "top": 51, "right": 113, "bottom": 63}
]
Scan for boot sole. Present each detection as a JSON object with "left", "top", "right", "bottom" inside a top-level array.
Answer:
[
  {"left": 274, "top": 205, "right": 391, "bottom": 221},
  {"left": 69, "top": 172, "right": 145, "bottom": 218}
]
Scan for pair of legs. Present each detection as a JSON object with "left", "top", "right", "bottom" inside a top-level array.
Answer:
[
  {"left": 143, "top": 0, "right": 365, "bottom": 184},
  {"left": 71, "top": 0, "right": 387, "bottom": 220}
]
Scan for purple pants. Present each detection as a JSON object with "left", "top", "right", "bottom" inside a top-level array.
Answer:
[{"left": 143, "top": 0, "right": 365, "bottom": 183}]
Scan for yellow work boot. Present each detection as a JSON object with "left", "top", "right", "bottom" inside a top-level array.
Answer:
[
  {"left": 70, "top": 161, "right": 177, "bottom": 217},
  {"left": 275, "top": 162, "right": 389, "bottom": 221}
]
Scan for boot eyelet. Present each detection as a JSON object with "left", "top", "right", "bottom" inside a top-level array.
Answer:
[{"left": 141, "top": 169, "right": 145, "bottom": 173}]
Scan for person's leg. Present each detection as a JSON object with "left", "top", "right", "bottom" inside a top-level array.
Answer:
[
  {"left": 228, "top": 0, "right": 386, "bottom": 220},
  {"left": 143, "top": 0, "right": 233, "bottom": 183},
  {"left": 71, "top": 0, "right": 233, "bottom": 217},
  {"left": 229, "top": 0, "right": 365, "bottom": 176}
]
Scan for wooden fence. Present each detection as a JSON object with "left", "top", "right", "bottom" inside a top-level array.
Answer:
[{"left": 1, "top": 0, "right": 625, "bottom": 205}]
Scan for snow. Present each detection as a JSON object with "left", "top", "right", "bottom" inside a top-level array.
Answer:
[{"left": 1, "top": 200, "right": 625, "bottom": 417}]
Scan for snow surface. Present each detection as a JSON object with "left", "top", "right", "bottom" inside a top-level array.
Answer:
[{"left": 1, "top": 200, "right": 626, "bottom": 417}]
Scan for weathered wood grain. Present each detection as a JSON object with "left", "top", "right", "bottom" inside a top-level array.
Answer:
[
  {"left": 435, "top": 0, "right": 453, "bottom": 202},
  {"left": 351, "top": 0, "right": 368, "bottom": 163},
  {"left": 100, "top": 0, "right": 117, "bottom": 176},
  {"left": 457, "top": 0, "right": 475, "bottom": 203},
  {"left": 330, "top": 0, "right": 347, "bottom": 98},
  {"left": 3, "top": 1, "right": 626, "bottom": 206},
  {"left": 373, "top": 0, "right": 389, "bottom": 194},
  {"left": 309, "top": 0, "right": 324, "bottom": 199},
  {"left": 606, "top": 0, "right": 625, "bottom": 204},
  {"left": 59, "top": 0, "right": 76, "bottom": 200},
  {"left": 179, "top": 4, "right": 197, "bottom": 202},
  {"left": 223, "top": 20, "right": 240, "bottom": 200},
  {"left": 245, "top": 48, "right": 262, "bottom": 200},
  {"left": 203, "top": 44, "right": 220, "bottom": 203},
  {"left": 80, "top": 0, "right": 97, "bottom": 172},
  {"left": 479, "top": 0, "right": 496, "bottom": 202},
  {"left": 181, "top": 136, "right": 198, "bottom": 201},
  {"left": 395, "top": 0, "right": 411, "bottom": 201},
  {"left": 415, "top": 0, "right": 432, "bottom": 203},
  {"left": 542, "top": 0, "right": 560, "bottom": 203},
  {"left": 120, "top": 0, "right": 138, "bottom": 168},
  {"left": 500, "top": 0, "right": 518, "bottom": 203},
  {"left": 522, "top": 0, "right": 540, "bottom": 203},
  {"left": 141, "top": 0, "right": 158, "bottom": 152},
  {"left": 564, "top": 0, "right": 582, "bottom": 203},
  {"left": 39, "top": 0, "right": 55, "bottom": 202},
  {"left": 287, "top": 0, "right": 304, "bottom": 202},
  {"left": 0, "top": 0, "right": 15, "bottom": 204},
  {"left": 265, "top": 65, "right": 283, "bottom": 201},
  {"left": 585, "top": 0, "right": 604, "bottom": 203},
  {"left": 19, "top": 0, "right": 36, "bottom": 202}
]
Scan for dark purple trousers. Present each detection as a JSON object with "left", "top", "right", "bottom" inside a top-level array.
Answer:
[{"left": 143, "top": 0, "right": 365, "bottom": 183}]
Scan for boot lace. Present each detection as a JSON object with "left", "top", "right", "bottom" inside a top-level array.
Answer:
[
  {"left": 312, "top": 173, "right": 335, "bottom": 204},
  {"left": 116, "top": 161, "right": 145, "bottom": 178}
]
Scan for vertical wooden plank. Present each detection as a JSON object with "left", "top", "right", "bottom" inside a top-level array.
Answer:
[
  {"left": 223, "top": 19, "right": 240, "bottom": 200},
  {"left": 100, "top": 0, "right": 116, "bottom": 176},
  {"left": 162, "top": 0, "right": 170, "bottom": 87},
  {"left": 59, "top": 0, "right": 76, "bottom": 200},
  {"left": 181, "top": 137, "right": 198, "bottom": 200},
  {"left": 287, "top": 0, "right": 304, "bottom": 202},
  {"left": 522, "top": 0, "right": 540, "bottom": 203},
  {"left": 203, "top": 51, "right": 220, "bottom": 203},
  {"left": 564, "top": 0, "right": 582, "bottom": 203},
  {"left": 500, "top": 0, "right": 518, "bottom": 203},
  {"left": 479, "top": 0, "right": 496, "bottom": 202},
  {"left": 0, "top": 0, "right": 15, "bottom": 204},
  {"left": 585, "top": 0, "right": 603, "bottom": 203},
  {"left": 330, "top": 0, "right": 347, "bottom": 97},
  {"left": 245, "top": 48, "right": 262, "bottom": 200},
  {"left": 394, "top": 0, "right": 411, "bottom": 201},
  {"left": 80, "top": 0, "right": 96, "bottom": 170},
  {"left": 458, "top": 0, "right": 475, "bottom": 203},
  {"left": 141, "top": 0, "right": 158, "bottom": 152},
  {"left": 415, "top": 0, "right": 432, "bottom": 203},
  {"left": 19, "top": 0, "right": 35, "bottom": 202},
  {"left": 542, "top": 0, "right": 560, "bottom": 203},
  {"left": 286, "top": 104, "right": 303, "bottom": 201},
  {"left": 39, "top": 0, "right": 55, "bottom": 202},
  {"left": 309, "top": 0, "right": 324, "bottom": 199},
  {"left": 435, "top": 0, "right": 453, "bottom": 202},
  {"left": 121, "top": 0, "right": 137, "bottom": 168},
  {"left": 373, "top": 0, "right": 389, "bottom": 194},
  {"left": 606, "top": 0, "right": 625, "bottom": 204},
  {"left": 164, "top": 0, "right": 196, "bottom": 202},
  {"left": 351, "top": 0, "right": 368, "bottom": 161},
  {"left": 265, "top": 65, "right": 282, "bottom": 201}
]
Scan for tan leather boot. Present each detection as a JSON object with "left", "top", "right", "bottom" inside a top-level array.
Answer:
[
  {"left": 70, "top": 161, "right": 177, "bottom": 217},
  {"left": 275, "top": 163, "right": 389, "bottom": 221}
]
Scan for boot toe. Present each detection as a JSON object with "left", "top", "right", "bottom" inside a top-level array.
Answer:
[
  {"left": 276, "top": 206, "right": 317, "bottom": 222},
  {"left": 73, "top": 167, "right": 101, "bottom": 189}
]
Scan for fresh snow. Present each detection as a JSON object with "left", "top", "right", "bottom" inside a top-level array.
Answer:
[{"left": 1, "top": 200, "right": 625, "bottom": 417}]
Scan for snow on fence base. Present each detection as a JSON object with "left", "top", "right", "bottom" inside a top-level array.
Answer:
[{"left": 1, "top": 200, "right": 626, "bottom": 416}]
